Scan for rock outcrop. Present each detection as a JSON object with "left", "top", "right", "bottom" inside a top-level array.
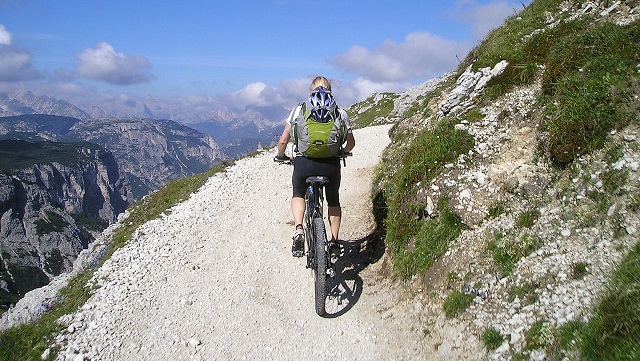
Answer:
[
  {"left": 0, "top": 141, "right": 130, "bottom": 309},
  {"left": 0, "top": 115, "right": 226, "bottom": 200}
]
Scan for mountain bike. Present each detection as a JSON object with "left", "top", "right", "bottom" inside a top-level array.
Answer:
[
  {"left": 275, "top": 152, "right": 351, "bottom": 316},
  {"left": 303, "top": 175, "right": 332, "bottom": 316}
]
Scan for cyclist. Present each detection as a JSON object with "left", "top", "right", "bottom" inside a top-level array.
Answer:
[{"left": 275, "top": 76, "right": 355, "bottom": 257}]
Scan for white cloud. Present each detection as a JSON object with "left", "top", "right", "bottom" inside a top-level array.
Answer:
[
  {"left": 331, "top": 31, "right": 470, "bottom": 83},
  {"left": 329, "top": 0, "right": 529, "bottom": 89},
  {"left": 231, "top": 81, "right": 269, "bottom": 106},
  {"left": 227, "top": 75, "right": 405, "bottom": 111},
  {"left": 271, "top": 77, "right": 310, "bottom": 105},
  {"left": 0, "top": 25, "right": 11, "bottom": 45},
  {"left": 76, "top": 42, "right": 154, "bottom": 85},
  {"left": 336, "top": 77, "right": 413, "bottom": 105},
  {"left": 454, "top": 0, "right": 528, "bottom": 40},
  {"left": 0, "top": 24, "right": 44, "bottom": 82},
  {"left": 229, "top": 77, "right": 310, "bottom": 110}
]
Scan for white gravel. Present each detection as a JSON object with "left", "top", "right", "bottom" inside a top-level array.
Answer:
[{"left": 53, "top": 124, "right": 430, "bottom": 361}]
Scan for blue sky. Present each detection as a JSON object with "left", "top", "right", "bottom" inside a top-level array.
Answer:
[{"left": 0, "top": 0, "right": 531, "bottom": 113}]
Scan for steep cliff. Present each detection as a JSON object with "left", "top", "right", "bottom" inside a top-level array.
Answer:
[
  {"left": 0, "top": 115, "right": 226, "bottom": 200},
  {"left": 0, "top": 141, "right": 130, "bottom": 311},
  {"left": 69, "top": 118, "right": 225, "bottom": 198}
]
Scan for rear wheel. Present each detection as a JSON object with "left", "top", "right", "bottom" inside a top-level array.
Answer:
[{"left": 313, "top": 216, "right": 328, "bottom": 316}]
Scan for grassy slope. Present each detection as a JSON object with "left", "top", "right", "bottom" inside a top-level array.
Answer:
[{"left": 364, "top": 0, "right": 640, "bottom": 359}]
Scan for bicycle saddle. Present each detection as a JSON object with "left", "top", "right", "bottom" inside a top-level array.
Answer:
[{"left": 305, "top": 176, "right": 330, "bottom": 184}]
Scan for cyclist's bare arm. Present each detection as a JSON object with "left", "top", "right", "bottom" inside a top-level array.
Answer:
[
  {"left": 274, "top": 123, "right": 292, "bottom": 162},
  {"left": 343, "top": 132, "right": 355, "bottom": 154}
]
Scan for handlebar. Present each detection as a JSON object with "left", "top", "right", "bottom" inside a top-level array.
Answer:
[{"left": 273, "top": 152, "right": 353, "bottom": 166}]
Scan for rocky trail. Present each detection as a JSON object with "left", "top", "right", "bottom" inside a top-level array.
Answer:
[{"left": 52, "top": 124, "right": 431, "bottom": 360}]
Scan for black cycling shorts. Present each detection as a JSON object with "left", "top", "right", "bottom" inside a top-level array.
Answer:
[{"left": 292, "top": 156, "right": 342, "bottom": 207}]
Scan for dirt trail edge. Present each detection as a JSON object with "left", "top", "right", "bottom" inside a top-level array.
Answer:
[{"left": 55, "top": 124, "right": 429, "bottom": 360}]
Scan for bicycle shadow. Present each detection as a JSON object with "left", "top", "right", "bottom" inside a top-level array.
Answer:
[{"left": 322, "top": 193, "right": 387, "bottom": 318}]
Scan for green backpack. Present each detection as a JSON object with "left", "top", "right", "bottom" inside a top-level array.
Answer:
[{"left": 291, "top": 102, "right": 347, "bottom": 158}]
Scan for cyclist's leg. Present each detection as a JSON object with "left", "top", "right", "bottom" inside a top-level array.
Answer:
[
  {"left": 291, "top": 197, "right": 305, "bottom": 225},
  {"left": 291, "top": 157, "right": 312, "bottom": 256},
  {"left": 291, "top": 157, "right": 311, "bottom": 227},
  {"left": 327, "top": 206, "right": 341, "bottom": 241}
]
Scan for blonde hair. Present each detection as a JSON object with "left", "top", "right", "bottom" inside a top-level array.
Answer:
[{"left": 309, "top": 76, "right": 331, "bottom": 92}]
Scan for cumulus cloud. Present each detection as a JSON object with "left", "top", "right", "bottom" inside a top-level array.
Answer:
[
  {"left": 331, "top": 31, "right": 470, "bottom": 83},
  {"left": 338, "top": 77, "right": 414, "bottom": 105},
  {"left": 328, "top": 1, "right": 528, "bottom": 88},
  {"left": 230, "top": 76, "right": 398, "bottom": 113},
  {"left": 229, "top": 77, "right": 312, "bottom": 110},
  {"left": 0, "top": 25, "right": 11, "bottom": 45},
  {"left": 76, "top": 42, "right": 154, "bottom": 85},
  {"left": 231, "top": 82, "right": 269, "bottom": 107},
  {"left": 227, "top": 75, "right": 403, "bottom": 111},
  {"left": 0, "top": 24, "right": 44, "bottom": 82},
  {"left": 454, "top": 0, "right": 527, "bottom": 40}
]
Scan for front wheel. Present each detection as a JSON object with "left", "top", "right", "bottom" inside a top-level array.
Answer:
[{"left": 313, "top": 216, "right": 328, "bottom": 316}]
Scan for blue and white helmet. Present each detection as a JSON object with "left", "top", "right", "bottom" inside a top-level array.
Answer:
[{"left": 309, "top": 86, "right": 337, "bottom": 122}]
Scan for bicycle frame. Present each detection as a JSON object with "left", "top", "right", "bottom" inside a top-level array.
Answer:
[{"left": 303, "top": 176, "right": 327, "bottom": 269}]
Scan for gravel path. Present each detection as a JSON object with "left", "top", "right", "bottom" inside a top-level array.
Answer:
[{"left": 55, "top": 124, "right": 429, "bottom": 360}]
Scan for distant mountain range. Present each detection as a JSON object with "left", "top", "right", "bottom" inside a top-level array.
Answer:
[
  {"left": 0, "top": 91, "right": 285, "bottom": 158},
  {"left": 0, "top": 114, "right": 225, "bottom": 199}
]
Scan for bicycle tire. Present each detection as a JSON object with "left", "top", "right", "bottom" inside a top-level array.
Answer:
[{"left": 313, "top": 216, "right": 328, "bottom": 316}]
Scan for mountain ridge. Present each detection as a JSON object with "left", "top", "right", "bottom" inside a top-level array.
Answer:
[{"left": 0, "top": 91, "right": 286, "bottom": 157}]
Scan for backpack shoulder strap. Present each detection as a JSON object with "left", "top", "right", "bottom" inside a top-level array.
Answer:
[{"left": 291, "top": 102, "right": 306, "bottom": 147}]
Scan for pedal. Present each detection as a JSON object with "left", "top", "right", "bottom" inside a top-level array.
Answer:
[{"left": 327, "top": 266, "right": 335, "bottom": 278}]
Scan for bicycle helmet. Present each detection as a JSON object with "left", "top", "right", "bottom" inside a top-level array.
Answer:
[{"left": 308, "top": 86, "right": 336, "bottom": 122}]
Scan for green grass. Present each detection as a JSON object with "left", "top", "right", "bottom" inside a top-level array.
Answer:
[
  {"left": 482, "top": 327, "right": 504, "bottom": 351},
  {"left": 0, "top": 271, "right": 93, "bottom": 361},
  {"left": 508, "top": 281, "right": 538, "bottom": 305},
  {"left": 515, "top": 209, "right": 541, "bottom": 228},
  {"left": 525, "top": 320, "right": 555, "bottom": 350},
  {"left": 443, "top": 290, "right": 474, "bottom": 318},
  {"left": 464, "top": 108, "right": 485, "bottom": 123},
  {"left": 0, "top": 161, "right": 231, "bottom": 361},
  {"left": 348, "top": 92, "right": 399, "bottom": 128},
  {"left": 488, "top": 232, "right": 541, "bottom": 277},
  {"left": 630, "top": 190, "right": 640, "bottom": 212},
  {"left": 366, "top": 0, "right": 640, "bottom": 358},
  {"left": 394, "top": 198, "right": 466, "bottom": 279},
  {"left": 512, "top": 244, "right": 640, "bottom": 360},
  {"left": 536, "top": 21, "right": 639, "bottom": 165},
  {"left": 579, "top": 241, "right": 640, "bottom": 360},
  {"left": 488, "top": 200, "right": 507, "bottom": 219},
  {"left": 572, "top": 262, "right": 589, "bottom": 280},
  {"left": 382, "top": 117, "right": 474, "bottom": 271},
  {"left": 461, "top": 0, "right": 640, "bottom": 166}
]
